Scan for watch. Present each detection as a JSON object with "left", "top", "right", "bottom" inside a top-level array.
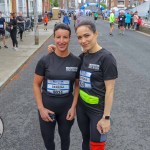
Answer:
[{"left": 104, "top": 116, "right": 110, "bottom": 120}]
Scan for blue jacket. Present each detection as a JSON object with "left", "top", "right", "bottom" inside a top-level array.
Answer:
[
  {"left": 63, "top": 16, "right": 70, "bottom": 25},
  {"left": 125, "top": 14, "right": 131, "bottom": 23}
]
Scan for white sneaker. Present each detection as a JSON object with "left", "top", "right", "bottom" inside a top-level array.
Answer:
[{"left": 15, "top": 47, "right": 19, "bottom": 51}]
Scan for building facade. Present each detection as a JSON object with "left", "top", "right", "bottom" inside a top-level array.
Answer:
[
  {"left": 0, "top": 0, "right": 50, "bottom": 17},
  {"left": 107, "top": 0, "right": 148, "bottom": 10}
]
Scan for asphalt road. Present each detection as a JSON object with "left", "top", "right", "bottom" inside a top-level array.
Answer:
[{"left": 0, "top": 16, "right": 150, "bottom": 150}]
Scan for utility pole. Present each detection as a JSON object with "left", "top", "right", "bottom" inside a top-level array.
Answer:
[
  {"left": 33, "top": 0, "right": 39, "bottom": 45},
  {"left": 26, "top": 0, "right": 29, "bottom": 18},
  {"left": 108, "top": 0, "right": 111, "bottom": 10},
  {"left": 98, "top": 0, "right": 101, "bottom": 14}
]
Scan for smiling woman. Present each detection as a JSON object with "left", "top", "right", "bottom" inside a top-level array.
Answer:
[
  {"left": 0, "top": 117, "right": 4, "bottom": 139},
  {"left": 33, "top": 23, "right": 81, "bottom": 150}
]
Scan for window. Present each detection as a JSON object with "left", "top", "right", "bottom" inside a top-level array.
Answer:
[{"left": 118, "top": 1, "right": 124, "bottom": 5}]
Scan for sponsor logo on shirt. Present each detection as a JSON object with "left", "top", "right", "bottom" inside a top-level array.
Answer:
[
  {"left": 66, "top": 67, "right": 78, "bottom": 72},
  {"left": 88, "top": 64, "right": 100, "bottom": 70}
]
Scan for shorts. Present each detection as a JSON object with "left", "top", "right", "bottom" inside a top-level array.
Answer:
[
  {"left": 110, "top": 23, "right": 114, "bottom": 27},
  {"left": 119, "top": 22, "right": 125, "bottom": 27},
  {"left": 44, "top": 23, "right": 47, "bottom": 26},
  {"left": 94, "top": 17, "right": 98, "bottom": 20},
  {"left": 0, "top": 30, "right": 5, "bottom": 36}
]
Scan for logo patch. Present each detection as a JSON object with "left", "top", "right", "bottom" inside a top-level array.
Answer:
[
  {"left": 66, "top": 67, "right": 78, "bottom": 72},
  {"left": 88, "top": 64, "right": 100, "bottom": 70}
]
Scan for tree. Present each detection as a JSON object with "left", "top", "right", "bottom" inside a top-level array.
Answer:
[
  {"left": 100, "top": 2, "right": 107, "bottom": 9},
  {"left": 53, "top": 0, "right": 58, "bottom": 7},
  {"left": 50, "top": 0, "right": 53, "bottom": 6}
]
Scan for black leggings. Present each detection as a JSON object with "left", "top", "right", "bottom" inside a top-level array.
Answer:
[
  {"left": 39, "top": 93, "right": 74, "bottom": 150},
  {"left": 77, "top": 99, "right": 107, "bottom": 150},
  {"left": 18, "top": 28, "right": 24, "bottom": 39},
  {"left": 10, "top": 30, "right": 18, "bottom": 47}
]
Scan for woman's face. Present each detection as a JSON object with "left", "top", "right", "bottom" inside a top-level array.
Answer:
[
  {"left": 54, "top": 29, "right": 70, "bottom": 52},
  {"left": 76, "top": 26, "right": 98, "bottom": 51}
]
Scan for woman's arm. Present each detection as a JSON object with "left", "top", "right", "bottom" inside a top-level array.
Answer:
[
  {"left": 33, "top": 74, "right": 55, "bottom": 122},
  {"left": 66, "top": 79, "right": 79, "bottom": 120},
  {"left": 97, "top": 79, "right": 116, "bottom": 134},
  {"left": 103, "top": 79, "right": 115, "bottom": 117}
]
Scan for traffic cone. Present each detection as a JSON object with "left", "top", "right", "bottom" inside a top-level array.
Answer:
[{"left": 90, "top": 141, "right": 106, "bottom": 150}]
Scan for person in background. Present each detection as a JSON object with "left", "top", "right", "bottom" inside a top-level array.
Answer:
[
  {"left": 133, "top": 11, "right": 139, "bottom": 30},
  {"left": 130, "top": 11, "right": 134, "bottom": 29},
  {"left": 109, "top": 9, "right": 115, "bottom": 36},
  {"left": 10, "top": 13, "right": 18, "bottom": 50},
  {"left": 137, "top": 16, "right": 142, "bottom": 30},
  {"left": 0, "top": 11, "right": 8, "bottom": 49},
  {"left": 63, "top": 13, "right": 70, "bottom": 25},
  {"left": 125, "top": 12, "right": 131, "bottom": 29},
  {"left": 16, "top": 11, "right": 25, "bottom": 41},
  {"left": 43, "top": 12, "right": 49, "bottom": 31},
  {"left": 73, "top": 13, "right": 77, "bottom": 27},
  {"left": 94, "top": 12, "right": 98, "bottom": 23},
  {"left": 49, "top": 11, "right": 53, "bottom": 20},
  {"left": 58, "top": 11, "right": 61, "bottom": 22},
  {"left": 118, "top": 11, "right": 126, "bottom": 35}
]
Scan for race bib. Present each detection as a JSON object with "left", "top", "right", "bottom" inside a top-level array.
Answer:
[
  {"left": 47, "top": 80, "right": 70, "bottom": 95},
  {"left": 0, "top": 25, "right": 3, "bottom": 28},
  {"left": 79, "top": 71, "right": 91, "bottom": 89}
]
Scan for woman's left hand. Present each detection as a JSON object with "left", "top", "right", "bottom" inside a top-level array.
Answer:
[
  {"left": 97, "top": 118, "right": 111, "bottom": 134},
  {"left": 66, "top": 107, "right": 76, "bottom": 121}
]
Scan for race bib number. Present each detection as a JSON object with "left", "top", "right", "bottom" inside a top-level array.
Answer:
[
  {"left": 47, "top": 80, "right": 70, "bottom": 95},
  {"left": 79, "top": 71, "right": 91, "bottom": 89},
  {"left": 0, "top": 25, "right": 3, "bottom": 28}
]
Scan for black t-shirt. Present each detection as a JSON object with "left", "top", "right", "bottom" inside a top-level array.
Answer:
[
  {"left": 79, "top": 48, "right": 118, "bottom": 112},
  {"left": 35, "top": 52, "right": 81, "bottom": 97},
  {"left": 10, "top": 18, "right": 17, "bottom": 30},
  {"left": 0, "top": 17, "right": 5, "bottom": 30},
  {"left": 16, "top": 16, "right": 24, "bottom": 27},
  {"left": 118, "top": 15, "right": 126, "bottom": 23}
]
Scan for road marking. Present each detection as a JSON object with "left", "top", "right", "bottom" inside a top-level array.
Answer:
[{"left": 0, "top": 117, "right": 4, "bottom": 139}]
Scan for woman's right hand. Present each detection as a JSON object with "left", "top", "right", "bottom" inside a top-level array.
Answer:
[
  {"left": 39, "top": 107, "right": 55, "bottom": 122},
  {"left": 48, "top": 45, "right": 56, "bottom": 53}
]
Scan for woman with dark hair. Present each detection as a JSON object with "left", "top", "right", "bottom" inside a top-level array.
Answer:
[
  {"left": 10, "top": 13, "right": 18, "bottom": 50},
  {"left": 48, "top": 20, "right": 118, "bottom": 150},
  {"left": 33, "top": 23, "right": 81, "bottom": 150}
]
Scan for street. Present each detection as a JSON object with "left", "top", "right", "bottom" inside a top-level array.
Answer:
[{"left": 0, "top": 16, "right": 150, "bottom": 150}]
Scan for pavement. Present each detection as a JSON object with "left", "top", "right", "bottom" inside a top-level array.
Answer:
[{"left": 0, "top": 20, "right": 57, "bottom": 90}]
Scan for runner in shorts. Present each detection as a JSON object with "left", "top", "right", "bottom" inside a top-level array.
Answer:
[
  {"left": 118, "top": 11, "right": 126, "bottom": 35},
  {"left": 109, "top": 10, "right": 115, "bottom": 36}
]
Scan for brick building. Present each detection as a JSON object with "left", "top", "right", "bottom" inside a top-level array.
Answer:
[{"left": 107, "top": 0, "right": 148, "bottom": 9}]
